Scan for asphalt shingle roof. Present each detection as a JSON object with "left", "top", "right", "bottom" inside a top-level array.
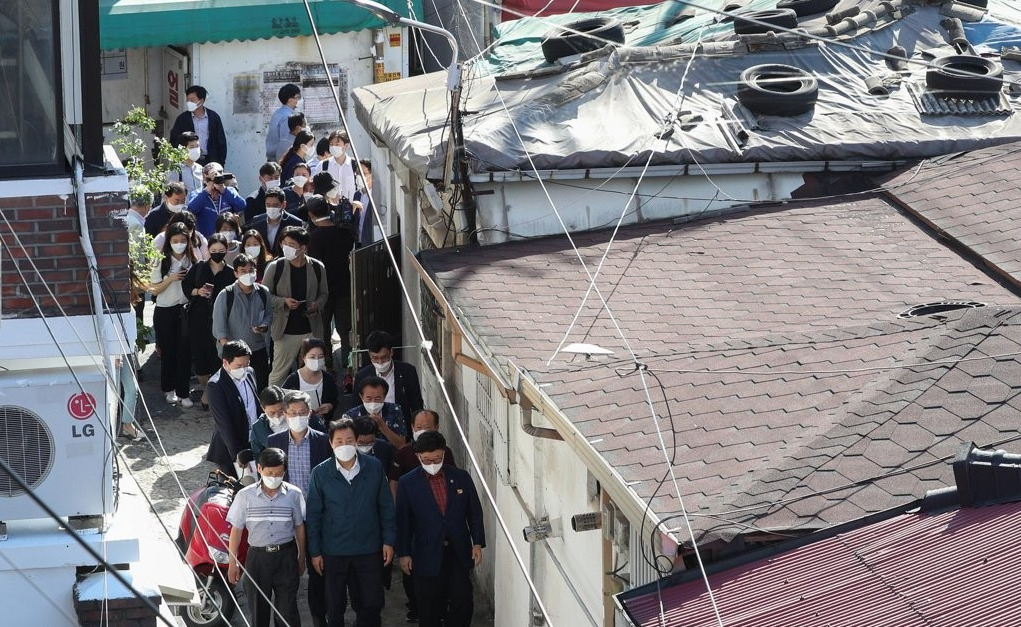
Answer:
[{"left": 419, "top": 194, "right": 1021, "bottom": 545}]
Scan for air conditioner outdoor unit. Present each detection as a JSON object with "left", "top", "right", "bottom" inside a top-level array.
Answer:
[{"left": 0, "top": 367, "right": 113, "bottom": 522}]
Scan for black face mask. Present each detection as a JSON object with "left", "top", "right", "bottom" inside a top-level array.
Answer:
[{"left": 209, "top": 251, "right": 227, "bottom": 263}]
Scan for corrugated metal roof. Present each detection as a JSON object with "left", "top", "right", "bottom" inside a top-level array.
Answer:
[{"left": 620, "top": 501, "right": 1021, "bottom": 626}]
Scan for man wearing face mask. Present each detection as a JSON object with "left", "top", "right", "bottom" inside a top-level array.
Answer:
[
  {"left": 396, "top": 431, "right": 485, "bottom": 627},
  {"left": 189, "top": 162, "right": 247, "bottom": 238},
  {"left": 144, "top": 182, "right": 189, "bottom": 237},
  {"left": 346, "top": 376, "right": 408, "bottom": 448},
  {"left": 307, "top": 418, "right": 396, "bottom": 627},
  {"left": 244, "top": 161, "right": 283, "bottom": 223},
  {"left": 266, "top": 83, "right": 302, "bottom": 162},
  {"left": 168, "top": 131, "right": 204, "bottom": 200},
  {"left": 321, "top": 129, "right": 357, "bottom": 201},
  {"left": 389, "top": 409, "right": 456, "bottom": 621},
  {"left": 206, "top": 340, "right": 259, "bottom": 478},
  {"left": 248, "top": 188, "right": 302, "bottom": 257},
  {"left": 305, "top": 194, "right": 356, "bottom": 372},
  {"left": 170, "top": 85, "right": 228, "bottom": 166},
  {"left": 249, "top": 386, "right": 287, "bottom": 461},
  {"left": 226, "top": 447, "right": 306, "bottom": 627},
  {"left": 268, "top": 390, "right": 332, "bottom": 626},
  {"left": 265, "top": 226, "right": 329, "bottom": 387},
  {"left": 354, "top": 330, "right": 423, "bottom": 419},
  {"left": 212, "top": 255, "right": 274, "bottom": 392}
]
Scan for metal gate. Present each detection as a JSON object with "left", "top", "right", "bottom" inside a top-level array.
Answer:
[{"left": 350, "top": 234, "right": 403, "bottom": 366}]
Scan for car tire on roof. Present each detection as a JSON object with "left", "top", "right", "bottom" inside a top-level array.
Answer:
[
  {"left": 776, "top": 0, "right": 840, "bottom": 18},
  {"left": 737, "top": 64, "right": 819, "bottom": 116},
  {"left": 925, "top": 55, "right": 1004, "bottom": 98},
  {"left": 541, "top": 17, "right": 625, "bottom": 64},
  {"left": 733, "top": 8, "right": 799, "bottom": 35}
]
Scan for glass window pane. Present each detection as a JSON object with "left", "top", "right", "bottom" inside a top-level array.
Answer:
[{"left": 0, "top": 0, "right": 61, "bottom": 169}]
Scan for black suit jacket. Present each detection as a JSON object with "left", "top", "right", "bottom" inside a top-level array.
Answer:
[
  {"left": 170, "top": 108, "right": 228, "bottom": 166},
  {"left": 395, "top": 466, "right": 485, "bottom": 577},
  {"left": 354, "top": 360, "right": 424, "bottom": 416},
  {"left": 246, "top": 211, "right": 303, "bottom": 257},
  {"left": 267, "top": 428, "right": 332, "bottom": 484},
  {"left": 206, "top": 368, "right": 257, "bottom": 467}
]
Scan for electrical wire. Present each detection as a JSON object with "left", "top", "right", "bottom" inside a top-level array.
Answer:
[
  {"left": 298, "top": 2, "right": 557, "bottom": 623},
  {"left": 0, "top": 453, "right": 176, "bottom": 627},
  {"left": 0, "top": 209, "right": 272, "bottom": 627}
]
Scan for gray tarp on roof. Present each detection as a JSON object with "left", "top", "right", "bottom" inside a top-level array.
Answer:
[{"left": 354, "top": 0, "right": 1021, "bottom": 178}]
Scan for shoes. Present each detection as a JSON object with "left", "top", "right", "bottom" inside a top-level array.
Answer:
[
  {"left": 181, "top": 398, "right": 194, "bottom": 409},
  {"left": 119, "top": 427, "right": 142, "bottom": 442},
  {"left": 406, "top": 611, "right": 419, "bottom": 623},
  {"left": 165, "top": 392, "right": 179, "bottom": 404}
]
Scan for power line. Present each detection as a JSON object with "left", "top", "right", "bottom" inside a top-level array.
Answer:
[
  {"left": 298, "top": 2, "right": 558, "bottom": 623},
  {"left": 0, "top": 453, "right": 177, "bottom": 627}
]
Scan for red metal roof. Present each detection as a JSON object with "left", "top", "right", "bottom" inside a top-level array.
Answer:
[{"left": 620, "top": 501, "right": 1021, "bottom": 626}]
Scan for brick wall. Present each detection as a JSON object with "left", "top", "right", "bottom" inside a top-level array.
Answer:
[
  {"left": 74, "top": 591, "right": 160, "bottom": 627},
  {"left": 0, "top": 190, "right": 129, "bottom": 318}
]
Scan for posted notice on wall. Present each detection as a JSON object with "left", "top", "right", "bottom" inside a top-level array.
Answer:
[{"left": 259, "top": 63, "right": 348, "bottom": 126}]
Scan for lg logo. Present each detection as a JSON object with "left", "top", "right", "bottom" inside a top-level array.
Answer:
[{"left": 69, "top": 392, "right": 97, "bottom": 438}]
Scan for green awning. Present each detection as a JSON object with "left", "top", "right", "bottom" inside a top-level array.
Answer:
[{"left": 99, "top": 0, "right": 421, "bottom": 50}]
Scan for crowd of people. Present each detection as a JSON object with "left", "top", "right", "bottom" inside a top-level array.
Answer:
[{"left": 123, "top": 83, "right": 485, "bottom": 627}]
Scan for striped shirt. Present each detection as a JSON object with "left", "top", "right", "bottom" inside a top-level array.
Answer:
[
  {"left": 225, "top": 481, "right": 305, "bottom": 548},
  {"left": 287, "top": 431, "right": 312, "bottom": 494}
]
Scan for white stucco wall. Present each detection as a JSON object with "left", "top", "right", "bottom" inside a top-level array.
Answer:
[{"left": 191, "top": 33, "right": 380, "bottom": 194}]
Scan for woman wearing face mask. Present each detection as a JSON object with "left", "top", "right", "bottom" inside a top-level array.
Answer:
[
  {"left": 154, "top": 209, "right": 210, "bottom": 261},
  {"left": 150, "top": 221, "right": 197, "bottom": 407},
  {"left": 280, "top": 130, "right": 315, "bottom": 184},
  {"left": 214, "top": 212, "right": 244, "bottom": 265},
  {"left": 249, "top": 385, "right": 287, "bottom": 460},
  {"left": 283, "top": 337, "right": 338, "bottom": 427},
  {"left": 183, "top": 233, "right": 237, "bottom": 409},
  {"left": 285, "top": 163, "right": 312, "bottom": 222},
  {"left": 240, "top": 229, "right": 272, "bottom": 281}
]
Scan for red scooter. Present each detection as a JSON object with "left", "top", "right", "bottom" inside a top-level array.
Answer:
[{"left": 176, "top": 469, "right": 250, "bottom": 627}]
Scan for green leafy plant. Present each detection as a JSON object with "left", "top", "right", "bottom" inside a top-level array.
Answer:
[{"left": 111, "top": 106, "right": 189, "bottom": 199}]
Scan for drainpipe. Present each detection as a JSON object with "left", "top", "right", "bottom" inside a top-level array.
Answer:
[
  {"left": 518, "top": 383, "right": 563, "bottom": 441},
  {"left": 73, "top": 160, "right": 111, "bottom": 371}
]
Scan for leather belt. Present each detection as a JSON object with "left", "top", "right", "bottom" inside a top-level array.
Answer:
[{"left": 250, "top": 539, "right": 296, "bottom": 553}]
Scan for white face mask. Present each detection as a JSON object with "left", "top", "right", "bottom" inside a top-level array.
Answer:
[
  {"left": 238, "top": 272, "right": 256, "bottom": 287},
  {"left": 268, "top": 416, "right": 288, "bottom": 433},
  {"left": 305, "top": 357, "right": 323, "bottom": 372},
  {"left": 282, "top": 245, "right": 298, "bottom": 261},
  {"left": 412, "top": 429, "right": 428, "bottom": 442},
  {"left": 326, "top": 188, "right": 340, "bottom": 201},
  {"left": 266, "top": 206, "right": 282, "bottom": 221},
  {"left": 302, "top": 126, "right": 311, "bottom": 134},
  {"left": 228, "top": 365, "right": 248, "bottom": 381},
  {"left": 363, "top": 401, "right": 384, "bottom": 415},
  {"left": 244, "top": 245, "right": 262, "bottom": 258},
  {"left": 300, "top": 143, "right": 314, "bottom": 156},
  {"left": 373, "top": 359, "right": 393, "bottom": 375},
  {"left": 303, "top": 192, "right": 314, "bottom": 200},
  {"left": 292, "top": 175, "right": 308, "bottom": 188},
  {"left": 168, "top": 202, "right": 186, "bottom": 213},
  {"left": 329, "top": 145, "right": 346, "bottom": 158},
  {"left": 356, "top": 444, "right": 374, "bottom": 454},
  {"left": 265, "top": 178, "right": 281, "bottom": 189},
  {"left": 186, "top": 101, "right": 199, "bottom": 113},
  {"left": 288, "top": 415, "right": 309, "bottom": 432},
  {"left": 261, "top": 475, "right": 283, "bottom": 489},
  {"left": 422, "top": 462, "right": 443, "bottom": 476},
  {"left": 171, "top": 242, "right": 187, "bottom": 254},
  {"left": 295, "top": 98, "right": 303, "bottom": 109},
  {"left": 222, "top": 230, "right": 237, "bottom": 241},
  {"left": 334, "top": 444, "right": 357, "bottom": 462},
  {"left": 187, "top": 147, "right": 201, "bottom": 161}
]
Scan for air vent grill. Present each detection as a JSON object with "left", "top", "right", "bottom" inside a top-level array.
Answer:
[
  {"left": 898, "top": 301, "right": 986, "bottom": 319},
  {"left": 0, "top": 405, "right": 55, "bottom": 497}
]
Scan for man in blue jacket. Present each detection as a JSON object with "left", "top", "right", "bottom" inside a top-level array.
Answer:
[
  {"left": 307, "top": 417, "right": 396, "bottom": 627},
  {"left": 396, "top": 431, "right": 485, "bottom": 627}
]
